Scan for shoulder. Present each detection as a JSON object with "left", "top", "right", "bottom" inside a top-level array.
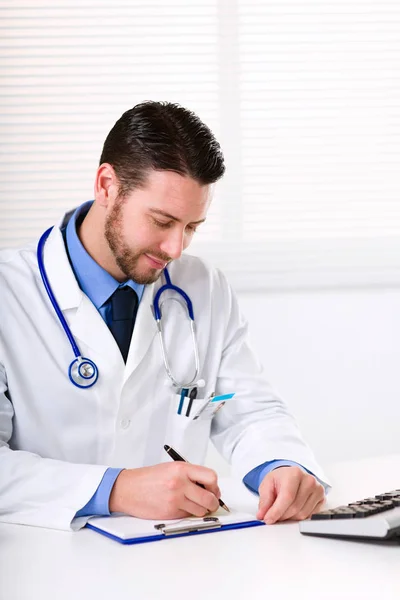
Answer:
[
  {"left": 167, "top": 252, "right": 231, "bottom": 293},
  {"left": 165, "top": 253, "right": 236, "bottom": 321},
  {"left": 0, "top": 240, "right": 38, "bottom": 283}
]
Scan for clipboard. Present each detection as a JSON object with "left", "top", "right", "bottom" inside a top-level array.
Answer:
[{"left": 86, "top": 509, "right": 264, "bottom": 545}]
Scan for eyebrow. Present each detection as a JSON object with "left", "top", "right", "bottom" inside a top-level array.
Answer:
[{"left": 149, "top": 208, "right": 206, "bottom": 225}]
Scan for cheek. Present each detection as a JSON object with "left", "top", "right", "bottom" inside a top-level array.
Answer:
[
  {"left": 122, "top": 221, "right": 153, "bottom": 251},
  {"left": 183, "top": 233, "right": 194, "bottom": 250}
]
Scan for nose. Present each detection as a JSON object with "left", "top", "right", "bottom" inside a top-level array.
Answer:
[{"left": 159, "top": 228, "right": 185, "bottom": 261}]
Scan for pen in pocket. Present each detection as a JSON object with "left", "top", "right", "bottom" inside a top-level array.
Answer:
[
  {"left": 185, "top": 387, "right": 198, "bottom": 417},
  {"left": 193, "top": 393, "right": 235, "bottom": 420},
  {"left": 177, "top": 388, "right": 188, "bottom": 415},
  {"left": 212, "top": 401, "right": 225, "bottom": 416}
]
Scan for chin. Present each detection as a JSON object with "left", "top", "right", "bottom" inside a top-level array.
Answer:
[{"left": 132, "top": 269, "right": 163, "bottom": 285}]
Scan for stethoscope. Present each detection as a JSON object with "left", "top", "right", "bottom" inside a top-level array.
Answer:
[
  {"left": 153, "top": 268, "right": 202, "bottom": 389},
  {"left": 37, "top": 226, "right": 202, "bottom": 390}
]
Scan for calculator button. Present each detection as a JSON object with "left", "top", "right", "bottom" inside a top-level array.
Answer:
[
  {"left": 330, "top": 507, "right": 356, "bottom": 519},
  {"left": 351, "top": 506, "right": 374, "bottom": 518},
  {"left": 310, "top": 511, "right": 334, "bottom": 520}
]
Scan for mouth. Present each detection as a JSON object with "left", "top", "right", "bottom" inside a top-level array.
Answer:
[{"left": 144, "top": 254, "right": 168, "bottom": 269}]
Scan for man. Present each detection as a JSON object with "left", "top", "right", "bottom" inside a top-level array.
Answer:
[{"left": 0, "top": 101, "right": 328, "bottom": 531}]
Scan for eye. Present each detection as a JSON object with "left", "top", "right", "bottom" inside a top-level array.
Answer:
[
  {"left": 186, "top": 224, "right": 198, "bottom": 233},
  {"left": 153, "top": 218, "right": 172, "bottom": 229}
]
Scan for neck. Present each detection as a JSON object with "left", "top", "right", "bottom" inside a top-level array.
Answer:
[{"left": 78, "top": 204, "right": 127, "bottom": 282}]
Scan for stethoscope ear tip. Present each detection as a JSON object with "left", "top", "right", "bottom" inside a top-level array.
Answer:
[{"left": 196, "top": 379, "right": 206, "bottom": 388}]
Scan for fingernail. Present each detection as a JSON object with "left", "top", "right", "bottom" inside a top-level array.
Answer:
[{"left": 265, "top": 513, "right": 274, "bottom": 524}]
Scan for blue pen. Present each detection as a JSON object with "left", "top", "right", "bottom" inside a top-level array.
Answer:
[
  {"left": 177, "top": 388, "right": 188, "bottom": 414},
  {"left": 210, "top": 393, "right": 235, "bottom": 403}
]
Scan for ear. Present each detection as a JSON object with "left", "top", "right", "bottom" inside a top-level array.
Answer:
[{"left": 94, "top": 163, "right": 119, "bottom": 208}]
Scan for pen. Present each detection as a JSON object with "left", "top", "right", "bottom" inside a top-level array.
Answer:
[
  {"left": 192, "top": 393, "right": 215, "bottom": 421},
  {"left": 177, "top": 388, "right": 188, "bottom": 415},
  {"left": 164, "top": 444, "right": 230, "bottom": 513},
  {"left": 212, "top": 401, "right": 225, "bottom": 416},
  {"left": 192, "top": 392, "right": 235, "bottom": 420},
  {"left": 185, "top": 386, "right": 198, "bottom": 417}
]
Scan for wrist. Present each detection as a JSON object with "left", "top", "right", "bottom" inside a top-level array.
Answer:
[{"left": 109, "top": 468, "right": 128, "bottom": 513}]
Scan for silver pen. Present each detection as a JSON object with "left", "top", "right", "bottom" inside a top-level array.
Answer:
[
  {"left": 212, "top": 401, "right": 225, "bottom": 416},
  {"left": 192, "top": 393, "right": 215, "bottom": 420}
]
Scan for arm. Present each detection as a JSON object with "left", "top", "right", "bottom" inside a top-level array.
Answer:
[
  {"left": 244, "top": 460, "right": 329, "bottom": 493},
  {"left": 209, "top": 270, "right": 330, "bottom": 488},
  {"left": 0, "top": 363, "right": 109, "bottom": 531},
  {"left": 0, "top": 363, "right": 221, "bottom": 528},
  {"left": 75, "top": 468, "right": 123, "bottom": 518}
]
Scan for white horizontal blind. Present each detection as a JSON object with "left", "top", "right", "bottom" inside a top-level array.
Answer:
[
  {"left": 0, "top": 0, "right": 223, "bottom": 247},
  {"left": 1, "top": 0, "right": 400, "bottom": 290},
  {"left": 227, "top": 0, "right": 400, "bottom": 289}
]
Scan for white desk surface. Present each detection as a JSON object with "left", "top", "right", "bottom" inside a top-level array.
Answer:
[{"left": 1, "top": 454, "right": 399, "bottom": 600}]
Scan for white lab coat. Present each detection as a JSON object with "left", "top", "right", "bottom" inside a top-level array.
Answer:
[{"left": 0, "top": 213, "right": 329, "bottom": 530}]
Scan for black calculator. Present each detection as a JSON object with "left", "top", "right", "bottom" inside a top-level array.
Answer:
[{"left": 299, "top": 489, "right": 400, "bottom": 541}]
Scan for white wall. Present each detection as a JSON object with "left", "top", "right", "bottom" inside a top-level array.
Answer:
[{"left": 207, "top": 286, "right": 400, "bottom": 474}]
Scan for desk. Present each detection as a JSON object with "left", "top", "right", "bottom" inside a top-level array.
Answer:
[{"left": 1, "top": 454, "right": 399, "bottom": 600}]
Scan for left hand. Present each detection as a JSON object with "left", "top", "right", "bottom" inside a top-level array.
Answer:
[{"left": 257, "top": 466, "right": 325, "bottom": 524}]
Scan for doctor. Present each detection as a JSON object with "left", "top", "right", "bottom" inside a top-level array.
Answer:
[{"left": 0, "top": 101, "right": 328, "bottom": 531}]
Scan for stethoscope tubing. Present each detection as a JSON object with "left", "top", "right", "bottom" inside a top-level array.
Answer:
[
  {"left": 153, "top": 269, "right": 200, "bottom": 389},
  {"left": 37, "top": 227, "right": 81, "bottom": 358},
  {"left": 153, "top": 267, "right": 195, "bottom": 321},
  {"left": 38, "top": 227, "right": 99, "bottom": 389},
  {"left": 37, "top": 226, "right": 201, "bottom": 390}
]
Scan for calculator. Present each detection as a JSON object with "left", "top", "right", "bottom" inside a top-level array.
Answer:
[{"left": 299, "top": 489, "right": 400, "bottom": 541}]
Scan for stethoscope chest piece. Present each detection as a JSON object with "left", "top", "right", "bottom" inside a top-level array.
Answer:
[{"left": 69, "top": 357, "right": 99, "bottom": 388}]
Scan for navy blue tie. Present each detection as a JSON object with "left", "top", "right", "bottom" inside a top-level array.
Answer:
[{"left": 109, "top": 286, "right": 138, "bottom": 362}]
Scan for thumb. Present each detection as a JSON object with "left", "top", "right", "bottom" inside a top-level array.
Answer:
[{"left": 256, "top": 474, "right": 277, "bottom": 520}]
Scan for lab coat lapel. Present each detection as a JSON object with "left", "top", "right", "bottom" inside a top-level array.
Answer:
[
  {"left": 123, "top": 283, "right": 158, "bottom": 383},
  {"left": 39, "top": 221, "right": 82, "bottom": 310},
  {"left": 70, "top": 295, "right": 122, "bottom": 365},
  {"left": 39, "top": 220, "right": 122, "bottom": 364}
]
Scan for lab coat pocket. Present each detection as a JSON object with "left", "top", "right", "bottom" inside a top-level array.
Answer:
[{"left": 163, "top": 394, "right": 213, "bottom": 465}]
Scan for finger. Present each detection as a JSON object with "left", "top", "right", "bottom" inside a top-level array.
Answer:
[
  {"left": 289, "top": 493, "right": 326, "bottom": 522},
  {"left": 256, "top": 477, "right": 277, "bottom": 520},
  {"left": 311, "top": 498, "right": 326, "bottom": 517},
  {"left": 279, "top": 477, "right": 323, "bottom": 522},
  {"left": 181, "top": 497, "right": 211, "bottom": 517},
  {"left": 187, "top": 464, "right": 219, "bottom": 497},
  {"left": 185, "top": 481, "right": 220, "bottom": 513},
  {"left": 264, "top": 474, "right": 302, "bottom": 524},
  {"left": 170, "top": 508, "right": 196, "bottom": 520}
]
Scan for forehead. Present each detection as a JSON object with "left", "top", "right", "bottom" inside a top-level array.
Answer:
[{"left": 131, "top": 170, "right": 212, "bottom": 214}]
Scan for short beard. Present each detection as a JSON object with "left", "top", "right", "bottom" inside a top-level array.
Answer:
[{"left": 104, "top": 200, "right": 169, "bottom": 285}]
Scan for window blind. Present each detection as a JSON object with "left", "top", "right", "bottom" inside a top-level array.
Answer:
[{"left": 1, "top": 0, "right": 400, "bottom": 290}]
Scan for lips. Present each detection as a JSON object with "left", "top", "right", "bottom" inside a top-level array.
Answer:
[{"left": 145, "top": 254, "right": 167, "bottom": 269}]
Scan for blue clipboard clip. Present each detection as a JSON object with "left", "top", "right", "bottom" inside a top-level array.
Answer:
[{"left": 154, "top": 516, "right": 221, "bottom": 536}]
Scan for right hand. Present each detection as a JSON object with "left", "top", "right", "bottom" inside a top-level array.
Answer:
[{"left": 109, "top": 462, "right": 221, "bottom": 520}]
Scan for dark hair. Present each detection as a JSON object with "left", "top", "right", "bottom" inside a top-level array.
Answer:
[{"left": 99, "top": 101, "right": 225, "bottom": 196}]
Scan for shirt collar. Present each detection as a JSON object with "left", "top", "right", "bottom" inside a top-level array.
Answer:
[{"left": 65, "top": 201, "right": 145, "bottom": 309}]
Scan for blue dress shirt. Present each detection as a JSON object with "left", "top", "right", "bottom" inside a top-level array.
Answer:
[
  {"left": 65, "top": 201, "right": 145, "bottom": 325},
  {"left": 68, "top": 202, "right": 319, "bottom": 518}
]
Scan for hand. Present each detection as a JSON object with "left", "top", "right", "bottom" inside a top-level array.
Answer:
[
  {"left": 109, "top": 462, "right": 221, "bottom": 520},
  {"left": 257, "top": 466, "right": 325, "bottom": 524}
]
